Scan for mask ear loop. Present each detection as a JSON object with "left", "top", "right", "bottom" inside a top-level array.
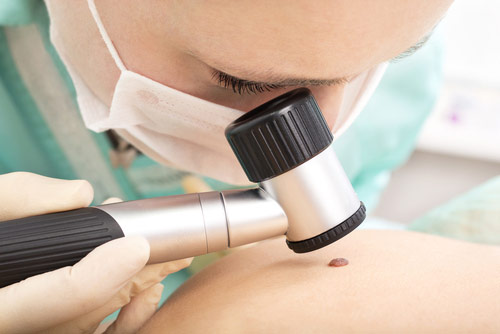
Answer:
[
  {"left": 332, "top": 62, "right": 388, "bottom": 139},
  {"left": 87, "top": 0, "right": 127, "bottom": 72}
]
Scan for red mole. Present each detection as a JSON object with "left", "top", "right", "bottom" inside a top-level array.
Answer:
[{"left": 328, "top": 258, "right": 349, "bottom": 267}]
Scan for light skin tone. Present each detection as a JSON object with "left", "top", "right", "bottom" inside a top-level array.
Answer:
[
  {"left": 140, "top": 230, "right": 500, "bottom": 333},
  {"left": 45, "top": 0, "right": 453, "bottom": 127},
  {"left": 43, "top": 1, "right": 468, "bottom": 332}
]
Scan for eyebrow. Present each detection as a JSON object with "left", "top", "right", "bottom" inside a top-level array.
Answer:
[{"left": 391, "top": 33, "right": 432, "bottom": 62}]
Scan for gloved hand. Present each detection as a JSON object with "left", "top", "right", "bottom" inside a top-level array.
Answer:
[{"left": 0, "top": 172, "right": 192, "bottom": 334}]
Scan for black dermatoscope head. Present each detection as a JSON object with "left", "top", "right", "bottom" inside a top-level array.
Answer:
[{"left": 226, "top": 88, "right": 366, "bottom": 253}]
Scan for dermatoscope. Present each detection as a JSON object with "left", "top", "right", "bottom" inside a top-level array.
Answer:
[{"left": 0, "top": 88, "right": 365, "bottom": 288}]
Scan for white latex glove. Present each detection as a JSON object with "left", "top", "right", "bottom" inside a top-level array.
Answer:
[{"left": 0, "top": 172, "right": 192, "bottom": 334}]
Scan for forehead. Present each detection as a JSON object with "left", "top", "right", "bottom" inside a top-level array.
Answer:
[{"left": 166, "top": 0, "right": 451, "bottom": 80}]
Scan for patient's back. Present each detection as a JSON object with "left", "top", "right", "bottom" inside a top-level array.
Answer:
[{"left": 141, "top": 230, "right": 500, "bottom": 333}]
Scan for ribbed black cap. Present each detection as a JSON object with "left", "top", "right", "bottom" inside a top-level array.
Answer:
[
  {"left": 225, "top": 88, "right": 333, "bottom": 182},
  {"left": 286, "top": 203, "right": 366, "bottom": 253}
]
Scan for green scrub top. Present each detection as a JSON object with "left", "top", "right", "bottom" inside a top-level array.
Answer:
[{"left": 0, "top": 0, "right": 444, "bottom": 308}]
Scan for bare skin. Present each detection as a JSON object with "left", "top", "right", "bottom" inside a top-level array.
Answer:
[
  {"left": 141, "top": 230, "right": 500, "bottom": 333},
  {"left": 44, "top": 0, "right": 453, "bottom": 128}
]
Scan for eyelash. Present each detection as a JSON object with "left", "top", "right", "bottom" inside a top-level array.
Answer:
[{"left": 212, "top": 70, "right": 282, "bottom": 95}]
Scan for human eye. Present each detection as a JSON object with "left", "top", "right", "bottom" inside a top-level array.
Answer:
[{"left": 211, "top": 70, "right": 284, "bottom": 95}]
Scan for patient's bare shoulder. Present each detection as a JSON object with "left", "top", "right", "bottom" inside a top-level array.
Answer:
[{"left": 140, "top": 230, "right": 500, "bottom": 333}]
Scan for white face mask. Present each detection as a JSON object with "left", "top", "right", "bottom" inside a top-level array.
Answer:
[{"left": 50, "top": 0, "right": 387, "bottom": 185}]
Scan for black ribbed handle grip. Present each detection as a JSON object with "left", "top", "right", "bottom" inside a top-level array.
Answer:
[{"left": 0, "top": 207, "right": 124, "bottom": 288}]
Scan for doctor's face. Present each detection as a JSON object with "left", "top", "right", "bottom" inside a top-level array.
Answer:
[{"left": 46, "top": 0, "right": 453, "bottom": 127}]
